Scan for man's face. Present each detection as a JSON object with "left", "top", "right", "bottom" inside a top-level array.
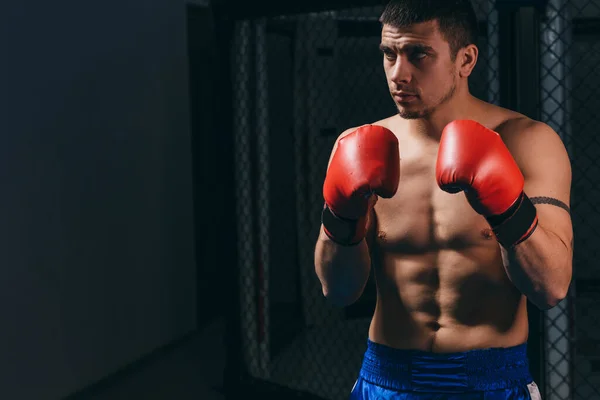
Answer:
[{"left": 380, "top": 20, "right": 458, "bottom": 119}]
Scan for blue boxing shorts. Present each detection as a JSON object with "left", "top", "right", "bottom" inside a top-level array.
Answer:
[{"left": 350, "top": 340, "right": 541, "bottom": 399}]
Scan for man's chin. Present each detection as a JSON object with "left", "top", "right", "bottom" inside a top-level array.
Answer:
[{"left": 397, "top": 106, "right": 426, "bottom": 120}]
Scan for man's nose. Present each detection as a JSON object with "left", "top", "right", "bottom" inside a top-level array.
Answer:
[{"left": 390, "top": 58, "right": 412, "bottom": 85}]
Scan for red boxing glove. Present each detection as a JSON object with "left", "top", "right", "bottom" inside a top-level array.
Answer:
[
  {"left": 322, "top": 125, "right": 400, "bottom": 245},
  {"left": 436, "top": 120, "right": 538, "bottom": 248}
]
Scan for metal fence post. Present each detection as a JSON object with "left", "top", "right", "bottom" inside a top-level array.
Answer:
[{"left": 540, "top": 2, "right": 573, "bottom": 400}]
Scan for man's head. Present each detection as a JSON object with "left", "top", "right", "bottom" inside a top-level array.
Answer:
[{"left": 378, "top": 0, "right": 479, "bottom": 119}]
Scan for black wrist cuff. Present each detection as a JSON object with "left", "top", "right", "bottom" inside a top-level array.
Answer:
[
  {"left": 486, "top": 192, "right": 539, "bottom": 248},
  {"left": 321, "top": 204, "right": 364, "bottom": 246}
]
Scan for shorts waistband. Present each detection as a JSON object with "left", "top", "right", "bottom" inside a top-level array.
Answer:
[{"left": 359, "top": 339, "right": 533, "bottom": 393}]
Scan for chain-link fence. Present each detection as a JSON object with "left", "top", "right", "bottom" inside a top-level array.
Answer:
[
  {"left": 541, "top": 0, "right": 600, "bottom": 399},
  {"left": 226, "top": 1, "right": 600, "bottom": 399}
]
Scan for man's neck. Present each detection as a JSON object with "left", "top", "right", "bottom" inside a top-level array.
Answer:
[{"left": 408, "top": 94, "right": 480, "bottom": 141}]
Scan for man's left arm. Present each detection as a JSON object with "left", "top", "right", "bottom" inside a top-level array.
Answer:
[{"left": 501, "top": 121, "right": 574, "bottom": 310}]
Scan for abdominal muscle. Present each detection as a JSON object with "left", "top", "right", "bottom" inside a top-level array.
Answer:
[{"left": 367, "top": 247, "right": 530, "bottom": 353}]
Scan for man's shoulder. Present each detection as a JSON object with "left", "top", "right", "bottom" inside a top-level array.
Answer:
[
  {"left": 484, "top": 106, "right": 567, "bottom": 164},
  {"left": 498, "top": 117, "right": 560, "bottom": 145},
  {"left": 483, "top": 104, "right": 558, "bottom": 142}
]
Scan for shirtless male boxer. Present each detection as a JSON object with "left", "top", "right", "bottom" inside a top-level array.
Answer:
[{"left": 314, "top": 0, "right": 573, "bottom": 398}]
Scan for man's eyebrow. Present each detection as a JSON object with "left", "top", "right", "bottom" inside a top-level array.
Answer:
[{"left": 378, "top": 43, "right": 435, "bottom": 52}]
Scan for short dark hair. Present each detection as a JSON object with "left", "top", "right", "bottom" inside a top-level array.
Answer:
[{"left": 379, "top": 0, "right": 479, "bottom": 58}]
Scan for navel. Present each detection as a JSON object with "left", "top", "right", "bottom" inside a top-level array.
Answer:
[{"left": 427, "top": 321, "right": 441, "bottom": 331}]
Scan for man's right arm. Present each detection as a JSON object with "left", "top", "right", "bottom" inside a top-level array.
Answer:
[
  {"left": 314, "top": 209, "right": 375, "bottom": 307},
  {"left": 313, "top": 124, "right": 399, "bottom": 307}
]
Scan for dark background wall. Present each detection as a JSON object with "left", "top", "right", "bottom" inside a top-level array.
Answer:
[{"left": 3, "top": 1, "right": 199, "bottom": 398}]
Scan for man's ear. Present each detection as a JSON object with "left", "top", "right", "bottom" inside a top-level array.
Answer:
[{"left": 458, "top": 44, "right": 478, "bottom": 78}]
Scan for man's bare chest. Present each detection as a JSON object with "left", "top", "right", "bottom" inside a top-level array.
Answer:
[{"left": 372, "top": 154, "right": 496, "bottom": 252}]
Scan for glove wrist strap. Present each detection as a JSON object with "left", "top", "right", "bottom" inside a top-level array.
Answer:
[
  {"left": 486, "top": 192, "right": 538, "bottom": 249},
  {"left": 321, "top": 204, "right": 367, "bottom": 246}
]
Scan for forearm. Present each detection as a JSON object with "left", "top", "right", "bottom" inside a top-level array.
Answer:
[
  {"left": 314, "top": 227, "right": 372, "bottom": 307},
  {"left": 502, "top": 224, "right": 572, "bottom": 309}
]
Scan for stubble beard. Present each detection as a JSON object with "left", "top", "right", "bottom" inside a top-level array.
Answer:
[{"left": 396, "top": 73, "right": 458, "bottom": 120}]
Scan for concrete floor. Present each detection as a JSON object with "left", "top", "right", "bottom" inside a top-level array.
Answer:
[
  {"left": 67, "top": 317, "right": 371, "bottom": 400},
  {"left": 70, "top": 318, "right": 226, "bottom": 400}
]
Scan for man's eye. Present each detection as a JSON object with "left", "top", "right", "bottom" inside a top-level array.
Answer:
[
  {"left": 412, "top": 52, "right": 427, "bottom": 60},
  {"left": 383, "top": 51, "right": 396, "bottom": 60}
]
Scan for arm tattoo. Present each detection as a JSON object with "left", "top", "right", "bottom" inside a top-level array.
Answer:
[{"left": 530, "top": 196, "right": 571, "bottom": 214}]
